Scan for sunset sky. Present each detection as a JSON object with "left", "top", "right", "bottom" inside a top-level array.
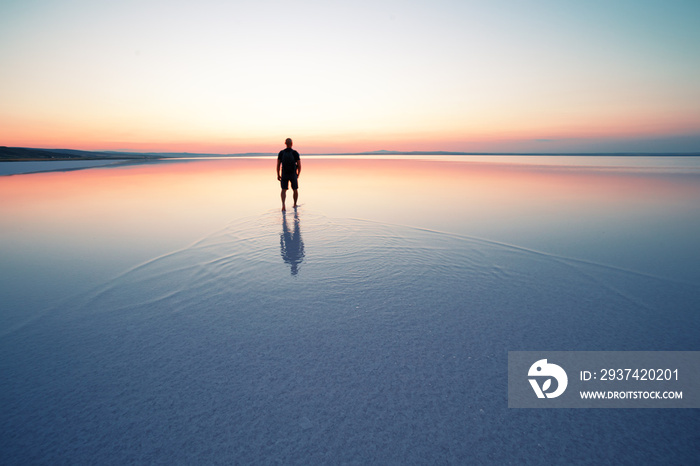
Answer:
[{"left": 1, "top": 0, "right": 699, "bottom": 154}]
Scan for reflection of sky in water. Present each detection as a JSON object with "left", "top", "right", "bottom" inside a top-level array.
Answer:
[
  {"left": 304, "top": 157, "right": 700, "bottom": 285},
  {"left": 1, "top": 156, "right": 699, "bottom": 328}
]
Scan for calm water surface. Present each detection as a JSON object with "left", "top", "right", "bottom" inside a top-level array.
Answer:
[
  {"left": 2, "top": 155, "right": 699, "bottom": 337},
  {"left": 1, "top": 156, "right": 699, "bottom": 464}
]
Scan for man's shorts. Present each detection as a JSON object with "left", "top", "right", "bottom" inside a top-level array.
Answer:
[{"left": 280, "top": 174, "right": 298, "bottom": 190}]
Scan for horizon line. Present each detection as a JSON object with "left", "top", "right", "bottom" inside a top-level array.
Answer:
[{"left": 3, "top": 146, "right": 700, "bottom": 158}]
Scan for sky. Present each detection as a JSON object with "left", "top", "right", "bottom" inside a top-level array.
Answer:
[{"left": 1, "top": 0, "right": 699, "bottom": 154}]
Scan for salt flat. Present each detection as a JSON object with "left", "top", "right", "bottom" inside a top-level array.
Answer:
[{"left": 1, "top": 156, "right": 699, "bottom": 464}]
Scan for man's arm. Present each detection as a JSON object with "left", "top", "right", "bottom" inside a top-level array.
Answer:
[
  {"left": 277, "top": 158, "right": 282, "bottom": 181},
  {"left": 296, "top": 159, "right": 301, "bottom": 177}
]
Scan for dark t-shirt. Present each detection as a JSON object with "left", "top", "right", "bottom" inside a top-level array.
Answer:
[{"left": 278, "top": 148, "right": 300, "bottom": 175}]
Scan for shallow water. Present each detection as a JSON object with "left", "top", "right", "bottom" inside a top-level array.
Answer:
[{"left": 1, "top": 156, "right": 699, "bottom": 464}]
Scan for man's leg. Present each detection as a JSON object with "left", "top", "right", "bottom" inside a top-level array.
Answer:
[
  {"left": 281, "top": 188, "right": 287, "bottom": 211},
  {"left": 292, "top": 189, "right": 298, "bottom": 207}
]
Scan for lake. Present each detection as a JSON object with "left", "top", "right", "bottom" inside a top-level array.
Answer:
[{"left": 1, "top": 155, "right": 699, "bottom": 464}]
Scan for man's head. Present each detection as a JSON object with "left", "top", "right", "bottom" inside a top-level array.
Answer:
[{"left": 285, "top": 138, "right": 293, "bottom": 149}]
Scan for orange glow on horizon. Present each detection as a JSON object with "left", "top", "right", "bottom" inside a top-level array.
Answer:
[
  {"left": 2, "top": 2, "right": 699, "bottom": 155},
  {"left": 3, "top": 104, "right": 699, "bottom": 154}
]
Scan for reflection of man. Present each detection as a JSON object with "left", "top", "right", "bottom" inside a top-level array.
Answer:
[
  {"left": 276, "top": 138, "right": 301, "bottom": 211},
  {"left": 280, "top": 211, "right": 305, "bottom": 275}
]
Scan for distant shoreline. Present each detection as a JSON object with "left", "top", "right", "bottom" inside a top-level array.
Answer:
[
  {"left": 0, "top": 147, "right": 159, "bottom": 162},
  {"left": 1, "top": 146, "right": 699, "bottom": 161}
]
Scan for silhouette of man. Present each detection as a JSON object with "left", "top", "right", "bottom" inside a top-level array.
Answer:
[{"left": 277, "top": 138, "right": 301, "bottom": 211}]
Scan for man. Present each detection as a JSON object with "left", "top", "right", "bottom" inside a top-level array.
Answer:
[{"left": 276, "top": 138, "right": 301, "bottom": 211}]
